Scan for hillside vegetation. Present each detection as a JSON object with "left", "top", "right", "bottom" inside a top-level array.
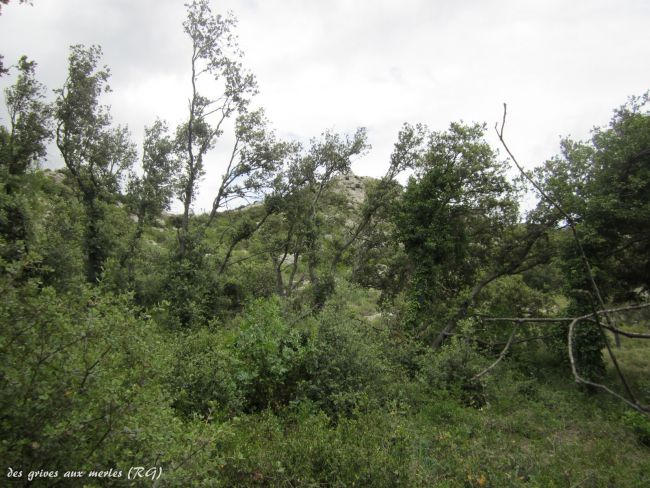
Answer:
[{"left": 1, "top": 1, "right": 649, "bottom": 487}]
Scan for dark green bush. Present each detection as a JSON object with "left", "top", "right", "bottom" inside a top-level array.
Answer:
[
  {"left": 417, "top": 335, "right": 488, "bottom": 407},
  {"left": 168, "top": 297, "right": 313, "bottom": 418},
  {"left": 168, "top": 292, "right": 400, "bottom": 420},
  {"left": 0, "top": 276, "right": 179, "bottom": 477},
  {"left": 299, "top": 300, "right": 396, "bottom": 417}
]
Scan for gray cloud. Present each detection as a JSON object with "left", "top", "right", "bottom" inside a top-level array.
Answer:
[{"left": 1, "top": 0, "right": 649, "bottom": 211}]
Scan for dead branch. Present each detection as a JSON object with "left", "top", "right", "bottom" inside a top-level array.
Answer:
[
  {"left": 480, "top": 316, "right": 576, "bottom": 323},
  {"left": 480, "top": 304, "right": 650, "bottom": 324},
  {"left": 472, "top": 320, "right": 521, "bottom": 381},
  {"left": 568, "top": 314, "right": 650, "bottom": 413},
  {"left": 495, "top": 104, "right": 634, "bottom": 399},
  {"left": 600, "top": 325, "right": 650, "bottom": 339},
  {"left": 479, "top": 303, "right": 650, "bottom": 411},
  {"left": 443, "top": 330, "right": 564, "bottom": 347}
]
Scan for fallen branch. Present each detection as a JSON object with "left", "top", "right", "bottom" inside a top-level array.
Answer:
[
  {"left": 568, "top": 314, "right": 650, "bottom": 413},
  {"left": 600, "top": 325, "right": 650, "bottom": 339},
  {"left": 480, "top": 316, "right": 575, "bottom": 323},
  {"left": 472, "top": 320, "right": 521, "bottom": 381},
  {"left": 495, "top": 105, "right": 639, "bottom": 401},
  {"left": 479, "top": 303, "right": 650, "bottom": 411},
  {"left": 443, "top": 330, "right": 564, "bottom": 347}
]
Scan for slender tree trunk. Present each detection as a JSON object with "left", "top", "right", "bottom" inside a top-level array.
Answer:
[{"left": 83, "top": 195, "right": 103, "bottom": 283}]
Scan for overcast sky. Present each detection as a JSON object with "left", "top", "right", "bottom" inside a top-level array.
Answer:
[{"left": 1, "top": 0, "right": 649, "bottom": 212}]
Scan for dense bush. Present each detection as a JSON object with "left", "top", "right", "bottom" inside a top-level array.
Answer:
[
  {"left": 169, "top": 293, "right": 400, "bottom": 420},
  {"left": 0, "top": 275, "right": 179, "bottom": 476},
  {"left": 169, "top": 297, "right": 312, "bottom": 418},
  {"left": 417, "top": 334, "right": 489, "bottom": 407}
]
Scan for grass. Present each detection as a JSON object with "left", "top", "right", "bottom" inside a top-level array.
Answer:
[{"left": 175, "top": 348, "right": 650, "bottom": 487}]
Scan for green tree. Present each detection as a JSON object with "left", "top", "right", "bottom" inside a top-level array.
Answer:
[
  {"left": 204, "top": 109, "right": 298, "bottom": 275},
  {"left": 0, "top": 56, "right": 51, "bottom": 263},
  {"left": 394, "top": 122, "right": 523, "bottom": 343},
  {"left": 532, "top": 93, "right": 650, "bottom": 376},
  {"left": 55, "top": 44, "right": 137, "bottom": 282},
  {"left": 329, "top": 123, "right": 423, "bottom": 273},
  {"left": 123, "top": 119, "right": 177, "bottom": 266},
  {"left": 129, "top": 120, "right": 177, "bottom": 226},
  {"left": 176, "top": 0, "right": 257, "bottom": 258},
  {"left": 1, "top": 56, "right": 52, "bottom": 178},
  {"left": 266, "top": 128, "right": 369, "bottom": 304},
  {"left": 535, "top": 93, "right": 650, "bottom": 298}
]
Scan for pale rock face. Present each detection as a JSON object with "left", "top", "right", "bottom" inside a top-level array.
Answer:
[
  {"left": 334, "top": 173, "right": 372, "bottom": 208},
  {"left": 43, "top": 169, "right": 67, "bottom": 185}
]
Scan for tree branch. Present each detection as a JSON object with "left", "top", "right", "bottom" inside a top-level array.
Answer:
[
  {"left": 568, "top": 313, "right": 650, "bottom": 413},
  {"left": 472, "top": 321, "right": 521, "bottom": 380}
]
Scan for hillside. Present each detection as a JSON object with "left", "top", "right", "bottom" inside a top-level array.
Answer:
[{"left": 1, "top": 1, "right": 650, "bottom": 486}]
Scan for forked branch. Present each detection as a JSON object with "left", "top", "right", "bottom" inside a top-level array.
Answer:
[
  {"left": 480, "top": 303, "right": 650, "bottom": 412},
  {"left": 568, "top": 312, "right": 650, "bottom": 413}
]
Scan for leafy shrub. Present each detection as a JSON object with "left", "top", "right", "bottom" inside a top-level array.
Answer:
[
  {"left": 299, "top": 299, "right": 396, "bottom": 417},
  {"left": 622, "top": 411, "right": 650, "bottom": 447},
  {"left": 170, "top": 327, "right": 249, "bottom": 419},
  {"left": 169, "top": 297, "right": 313, "bottom": 418},
  {"left": 169, "top": 292, "right": 399, "bottom": 420},
  {"left": 0, "top": 276, "right": 179, "bottom": 475},
  {"left": 233, "top": 297, "right": 312, "bottom": 411},
  {"left": 417, "top": 336, "right": 488, "bottom": 407}
]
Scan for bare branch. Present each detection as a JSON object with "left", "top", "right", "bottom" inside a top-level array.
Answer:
[
  {"left": 472, "top": 321, "right": 521, "bottom": 380},
  {"left": 480, "top": 303, "right": 650, "bottom": 411},
  {"left": 568, "top": 315, "right": 650, "bottom": 413},
  {"left": 495, "top": 103, "right": 630, "bottom": 394},
  {"left": 481, "top": 316, "right": 577, "bottom": 323},
  {"left": 601, "top": 325, "right": 650, "bottom": 339},
  {"left": 480, "top": 303, "right": 650, "bottom": 324}
]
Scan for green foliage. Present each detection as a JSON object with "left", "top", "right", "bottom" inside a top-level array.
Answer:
[
  {"left": 417, "top": 335, "right": 488, "bottom": 407},
  {"left": 473, "top": 275, "right": 561, "bottom": 358},
  {"left": 170, "top": 326, "right": 248, "bottom": 419},
  {"left": 301, "top": 294, "right": 396, "bottom": 416},
  {"left": 0, "top": 171, "right": 86, "bottom": 288},
  {"left": 126, "top": 119, "right": 177, "bottom": 225},
  {"left": 2, "top": 4, "right": 650, "bottom": 482},
  {"left": 1, "top": 55, "right": 52, "bottom": 177},
  {"left": 55, "top": 45, "right": 136, "bottom": 199},
  {"left": 535, "top": 92, "right": 650, "bottom": 300},
  {"left": 395, "top": 121, "right": 518, "bottom": 329},
  {"left": 211, "top": 407, "right": 413, "bottom": 488},
  {"left": 622, "top": 410, "right": 650, "bottom": 447},
  {"left": 54, "top": 44, "right": 137, "bottom": 283},
  {"left": 169, "top": 297, "right": 314, "bottom": 418},
  {"left": 169, "top": 291, "right": 398, "bottom": 420},
  {"left": 0, "top": 276, "right": 179, "bottom": 475}
]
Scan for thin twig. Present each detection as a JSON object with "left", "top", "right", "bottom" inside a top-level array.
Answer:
[{"left": 472, "top": 321, "right": 521, "bottom": 380}]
